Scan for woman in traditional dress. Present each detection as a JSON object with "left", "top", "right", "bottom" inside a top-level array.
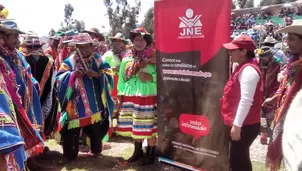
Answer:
[
  {"left": 116, "top": 27, "right": 157, "bottom": 165},
  {"left": 263, "top": 20, "right": 302, "bottom": 171},
  {"left": 221, "top": 35, "right": 263, "bottom": 171},
  {"left": 102, "top": 33, "right": 128, "bottom": 118}
]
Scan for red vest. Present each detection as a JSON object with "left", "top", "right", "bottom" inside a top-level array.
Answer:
[{"left": 220, "top": 60, "right": 263, "bottom": 127}]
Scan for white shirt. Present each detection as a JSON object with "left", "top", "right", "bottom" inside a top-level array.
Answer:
[
  {"left": 283, "top": 89, "right": 302, "bottom": 171},
  {"left": 233, "top": 66, "right": 260, "bottom": 127}
]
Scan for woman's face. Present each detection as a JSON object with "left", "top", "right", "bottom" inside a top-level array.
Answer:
[
  {"left": 133, "top": 35, "right": 147, "bottom": 52},
  {"left": 228, "top": 48, "right": 246, "bottom": 63},
  {"left": 113, "top": 40, "right": 124, "bottom": 49}
]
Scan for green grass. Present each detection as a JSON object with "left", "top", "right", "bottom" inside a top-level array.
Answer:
[
  {"left": 42, "top": 140, "right": 269, "bottom": 171},
  {"left": 253, "top": 161, "right": 267, "bottom": 171}
]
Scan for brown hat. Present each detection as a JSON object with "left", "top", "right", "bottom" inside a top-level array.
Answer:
[
  {"left": 0, "top": 20, "right": 25, "bottom": 34},
  {"left": 110, "top": 32, "right": 127, "bottom": 44},
  {"left": 20, "top": 35, "right": 44, "bottom": 47},
  {"left": 83, "top": 27, "right": 105, "bottom": 41}
]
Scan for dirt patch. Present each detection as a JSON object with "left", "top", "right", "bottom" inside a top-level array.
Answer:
[{"left": 31, "top": 135, "right": 266, "bottom": 171}]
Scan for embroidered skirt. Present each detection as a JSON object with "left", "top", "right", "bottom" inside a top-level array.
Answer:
[
  {"left": 116, "top": 96, "right": 157, "bottom": 139},
  {"left": 112, "top": 75, "right": 119, "bottom": 118}
]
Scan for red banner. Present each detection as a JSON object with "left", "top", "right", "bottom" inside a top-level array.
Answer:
[{"left": 155, "top": 0, "right": 231, "bottom": 170}]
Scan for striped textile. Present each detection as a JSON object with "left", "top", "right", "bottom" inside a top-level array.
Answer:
[{"left": 116, "top": 96, "right": 157, "bottom": 139}]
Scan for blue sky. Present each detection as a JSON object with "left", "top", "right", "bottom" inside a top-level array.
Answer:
[{"left": 2, "top": 0, "right": 154, "bottom": 36}]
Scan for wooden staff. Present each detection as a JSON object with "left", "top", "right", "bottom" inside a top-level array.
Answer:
[{"left": 76, "top": 48, "right": 88, "bottom": 71}]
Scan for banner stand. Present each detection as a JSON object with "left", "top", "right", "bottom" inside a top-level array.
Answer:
[
  {"left": 159, "top": 157, "right": 206, "bottom": 171},
  {"left": 155, "top": 0, "right": 231, "bottom": 170}
]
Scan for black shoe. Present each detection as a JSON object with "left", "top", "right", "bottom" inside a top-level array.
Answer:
[
  {"left": 127, "top": 142, "right": 144, "bottom": 163},
  {"left": 140, "top": 146, "right": 156, "bottom": 166}
]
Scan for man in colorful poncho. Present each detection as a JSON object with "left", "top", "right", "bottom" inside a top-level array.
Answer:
[
  {"left": 0, "top": 21, "right": 44, "bottom": 169},
  {"left": 257, "top": 46, "right": 286, "bottom": 145},
  {"left": 20, "top": 35, "right": 58, "bottom": 137},
  {"left": 263, "top": 20, "right": 302, "bottom": 171},
  {"left": 56, "top": 33, "right": 113, "bottom": 161},
  {"left": 45, "top": 35, "right": 60, "bottom": 61}
]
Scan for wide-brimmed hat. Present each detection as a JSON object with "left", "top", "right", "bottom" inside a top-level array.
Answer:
[
  {"left": 83, "top": 27, "right": 105, "bottom": 41},
  {"left": 110, "top": 32, "right": 127, "bottom": 44},
  {"left": 68, "top": 33, "right": 98, "bottom": 46},
  {"left": 61, "top": 29, "right": 79, "bottom": 44},
  {"left": 258, "top": 46, "right": 276, "bottom": 58},
  {"left": 48, "top": 35, "right": 61, "bottom": 41},
  {"left": 258, "top": 46, "right": 287, "bottom": 64},
  {"left": 223, "top": 35, "right": 256, "bottom": 51},
  {"left": 20, "top": 35, "right": 44, "bottom": 47},
  {"left": 129, "top": 26, "right": 153, "bottom": 46},
  {"left": 277, "top": 20, "right": 302, "bottom": 35},
  {"left": 263, "top": 36, "right": 278, "bottom": 44},
  {"left": 0, "top": 20, "right": 25, "bottom": 34}
]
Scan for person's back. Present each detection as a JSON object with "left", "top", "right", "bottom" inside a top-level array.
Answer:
[{"left": 283, "top": 89, "right": 302, "bottom": 171}]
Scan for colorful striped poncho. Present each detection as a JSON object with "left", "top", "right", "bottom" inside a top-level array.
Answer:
[
  {"left": 56, "top": 53, "right": 114, "bottom": 142},
  {"left": 0, "top": 57, "right": 44, "bottom": 170},
  {"left": 0, "top": 50, "right": 44, "bottom": 156}
]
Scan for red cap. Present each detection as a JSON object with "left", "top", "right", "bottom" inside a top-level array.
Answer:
[{"left": 223, "top": 35, "right": 256, "bottom": 51}]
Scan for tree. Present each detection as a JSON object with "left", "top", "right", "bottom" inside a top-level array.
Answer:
[
  {"left": 48, "top": 28, "right": 56, "bottom": 36},
  {"left": 59, "top": 3, "right": 85, "bottom": 31},
  {"left": 245, "top": 0, "right": 254, "bottom": 8},
  {"left": 260, "top": 0, "right": 296, "bottom": 6},
  {"left": 236, "top": 0, "right": 248, "bottom": 8},
  {"left": 142, "top": 7, "right": 154, "bottom": 35},
  {"left": 104, "top": 0, "right": 141, "bottom": 37},
  {"left": 232, "top": 1, "right": 236, "bottom": 9}
]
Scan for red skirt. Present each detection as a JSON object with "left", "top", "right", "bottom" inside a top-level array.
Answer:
[{"left": 112, "top": 75, "right": 119, "bottom": 118}]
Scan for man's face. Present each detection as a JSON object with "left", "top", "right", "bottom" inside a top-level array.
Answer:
[
  {"left": 89, "top": 33, "right": 97, "bottom": 40},
  {"left": 51, "top": 39, "right": 60, "bottom": 49},
  {"left": 259, "top": 56, "right": 271, "bottom": 65},
  {"left": 287, "top": 33, "right": 302, "bottom": 55},
  {"left": 77, "top": 44, "right": 93, "bottom": 58},
  {"left": 3, "top": 34, "right": 20, "bottom": 49}
]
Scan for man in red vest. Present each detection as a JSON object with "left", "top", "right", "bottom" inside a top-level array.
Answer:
[{"left": 221, "top": 35, "right": 264, "bottom": 171}]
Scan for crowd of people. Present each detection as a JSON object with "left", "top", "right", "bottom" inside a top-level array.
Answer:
[
  {"left": 225, "top": 19, "right": 302, "bottom": 171},
  {"left": 0, "top": 4, "right": 157, "bottom": 169},
  {"left": 230, "top": 5, "right": 302, "bottom": 45},
  {"left": 1, "top": 3, "right": 302, "bottom": 171}
]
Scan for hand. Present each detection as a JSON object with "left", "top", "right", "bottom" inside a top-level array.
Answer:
[
  {"left": 0, "top": 153, "right": 7, "bottom": 171},
  {"left": 74, "top": 69, "right": 84, "bottom": 77},
  {"left": 138, "top": 72, "right": 153, "bottom": 82},
  {"left": 85, "top": 70, "right": 99, "bottom": 78},
  {"left": 262, "top": 96, "right": 278, "bottom": 108},
  {"left": 149, "top": 58, "right": 156, "bottom": 64},
  {"left": 231, "top": 125, "right": 241, "bottom": 141},
  {"left": 32, "top": 124, "right": 41, "bottom": 131},
  {"left": 112, "top": 67, "right": 119, "bottom": 73}
]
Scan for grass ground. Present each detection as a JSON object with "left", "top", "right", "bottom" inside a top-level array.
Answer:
[{"left": 30, "top": 136, "right": 269, "bottom": 171}]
